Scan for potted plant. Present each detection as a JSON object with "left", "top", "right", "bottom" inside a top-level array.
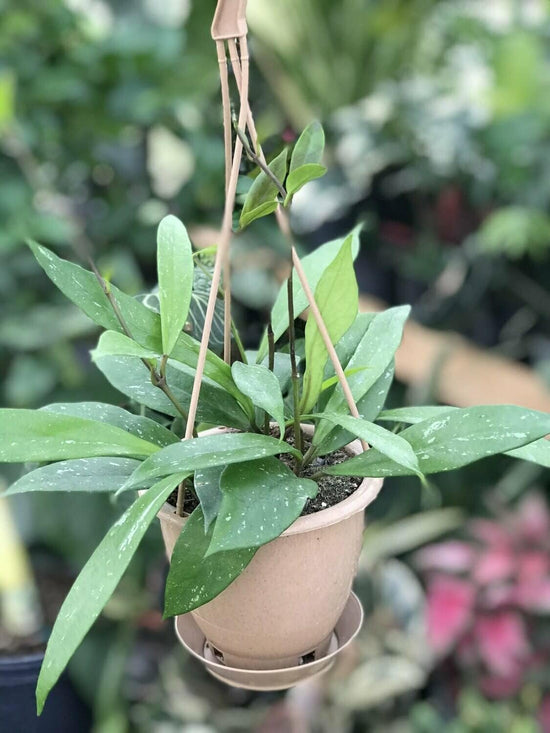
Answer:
[{"left": 2, "top": 27, "right": 550, "bottom": 716}]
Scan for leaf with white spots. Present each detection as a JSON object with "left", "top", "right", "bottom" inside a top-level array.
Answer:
[
  {"left": 506, "top": 438, "right": 550, "bottom": 467},
  {"left": 309, "top": 413, "right": 422, "bottom": 478},
  {"left": 324, "top": 406, "right": 550, "bottom": 477},
  {"left": 207, "top": 457, "right": 318, "bottom": 555},
  {"left": 378, "top": 406, "right": 458, "bottom": 425},
  {"left": 157, "top": 215, "right": 194, "bottom": 356},
  {"left": 312, "top": 306, "right": 410, "bottom": 449},
  {"left": 3, "top": 457, "right": 143, "bottom": 496},
  {"left": 164, "top": 506, "right": 257, "bottom": 617},
  {"left": 122, "top": 432, "right": 301, "bottom": 489},
  {"left": 231, "top": 361, "right": 286, "bottom": 438},
  {"left": 35, "top": 472, "right": 186, "bottom": 714},
  {"left": 0, "top": 409, "right": 160, "bottom": 463},
  {"left": 41, "top": 402, "right": 178, "bottom": 448},
  {"left": 194, "top": 465, "right": 224, "bottom": 530}
]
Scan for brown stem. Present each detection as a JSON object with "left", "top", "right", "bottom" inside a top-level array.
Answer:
[
  {"left": 267, "top": 320, "right": 275, "bottom": 372},
  {"left": 287, "top": 274, "right": 303, "bottom": 464},
  {"left": 234, "top": 125, "right": 287, "bottom": 199},
  {"left": 176, "top": 479, "right": 186, "bottom": 517}
]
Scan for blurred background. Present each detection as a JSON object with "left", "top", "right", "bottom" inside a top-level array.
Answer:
[{"left": 1, "top": 0, "right": 550, "bottom": 730}]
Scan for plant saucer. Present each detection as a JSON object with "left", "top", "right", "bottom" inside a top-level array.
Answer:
[{"left": 174, "top": 591, "right": 364, "bottom": 691}]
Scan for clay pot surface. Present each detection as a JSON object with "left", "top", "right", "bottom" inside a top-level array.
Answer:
[{"left": 157, "top": 426, "right": 382, "bottom": 670}]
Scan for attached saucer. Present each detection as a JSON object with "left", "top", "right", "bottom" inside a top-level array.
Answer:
[{"left": 174, "top": 592, "right": 364, "bottom": 691}]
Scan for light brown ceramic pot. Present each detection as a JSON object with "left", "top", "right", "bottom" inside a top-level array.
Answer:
[{"left": 156, "top": 426, "right": 383, "bottom": 670}]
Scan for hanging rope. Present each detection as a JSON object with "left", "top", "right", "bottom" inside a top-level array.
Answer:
[{"left": 184, "top": 0, "right": 364, "bottom": 449}]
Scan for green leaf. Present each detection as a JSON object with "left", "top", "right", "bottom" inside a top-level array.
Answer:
[
  {"left": 316, "top": 362, "right": 394, "bottom": 456},
  {"left": 378, "top": 406, "right": 458, "bottom": 425},
  {"left": 28, "top": 242, "right": 246, "bottom": 407},
  {"left": 0, "top": 410, "right": 160, "bottom": 463},
  {"left": 207, "top": 457, "right": 318, "bottom": 555},
  {"left": 312, "top": 306, "right": 410, "bottom": 448},
  {"left": 506, "top": 438, "right": 550, "bottom": 467},
  {"left": 320, "top": 368, "right": 367, "bottom": 393},
  {"left": 3, "top": 457, "right": 143, "bottom": 497},
  {"left": 257, "top": 228, "right": 362, "bottom": 362},
  {"left": 91, "top": 330, "right": 158, "bottom": 360},
  {"left": 231, "top": 361, "right": 286, "bottom": 437},
  {"left": 289, "top": 120, "right": 325, "bottom": 172},
  {"left": 123, "top": 432, "right": 300, "bottom": 489},
  {"left": 157, "top": 215, "right": 193, "bottom": 356},
  {"left": 239, "top": 148, "right": 288, "bottom": 229},
  {"left": 324, "top": 406, "right": 550, "bottom": 477},
  {"left": 301, "top": 236, "right": 358, "bottom": 413},
  {"left": 93, "top": 354, "right": 250, "bottom": 429},
  {"left": 164, "top": 507, "right": 256, "bottom": 618},
  {"left": 41, "top": 402, "right": 178, "bottom": 448},
  {"left": 36, "top": 473, "right": 186, "bottom": 714},
  {"left": 194, "top": 466, "right": 224, "bottom": 531},
  {"left": 285, "top": 164, "right": 327, "bottom": 202},
  {"left": 240, "top": 201, "right": 279, "bottom": 229},
  {"left": 309, "top": 413, "right": 422, "bottom": 478}
]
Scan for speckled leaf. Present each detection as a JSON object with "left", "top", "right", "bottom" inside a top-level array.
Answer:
[
  {"left": 231, "top": 362, "right": 286, "bottom": 438},
  {"left": 507, "top": 438, "right": 550, "bottom": 467},
  {"left": 28, "top": 242, "right": 244, "bottom": 404},
  {"left": 312, "top": 306, "right": 410, "bottom": 449},
  {"left": 41, "top": 402, "right": 178, "bottom": 448},
  {"left": 194, "top": 466, "right": 224, "bottom": 530},
  {"left": 310, "top": 413, "right": 422, "bottom": 478},
  {"left": 316, "top": 362, "right": 394, "bottom": 455},
  {"left": 0, "top": 410, "right": 160, "bottom": 463},
  {"left": 123, "top": 432, "right": 300, "bottom": 489},
  {"left": 164, "top": 506, "right": 256, "bottom": 617},
  {"left": 378, "top": 406, "right": 458, "bottom": 425},
  {"left": 36, "top": 472, "right": 186, "bottom": 714},
  {"left": 3, "top": 457, "right": 143, "bottom": 496},
  {"left": 301, "top": 236, "right": 357, "bottom": 413},
  {"left": 324, "top": 406, "right": 550, "bottom": 477},
  {"left": 207, "top": 457, "right": 318, "bottom": 555},
  {"left": 157, "top": 215, "right": 193, "bottom": 356},
  {"left": 257, "top": 229, "right": 362, "bottom": 361},
  {"left": 93, "top": 354, "right": 250, "bottom": 429}
]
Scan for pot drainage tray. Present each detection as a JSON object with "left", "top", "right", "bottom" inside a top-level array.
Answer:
[{"left": 174, "top": 592, "right": 364, "bottom": 691}]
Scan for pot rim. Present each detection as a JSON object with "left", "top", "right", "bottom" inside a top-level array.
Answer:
[{"left": 156, "top": 424, "right": 383, "bottom": 536}]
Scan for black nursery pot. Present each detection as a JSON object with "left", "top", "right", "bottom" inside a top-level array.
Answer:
[{"left": 0, "top": 653, "right": 91, "bottom": 733}]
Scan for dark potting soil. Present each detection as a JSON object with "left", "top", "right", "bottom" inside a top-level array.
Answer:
[{"left": 167, "top": 428, "right": 361, "bottom": 517}]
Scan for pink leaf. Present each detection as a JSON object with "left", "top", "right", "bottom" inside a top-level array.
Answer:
[
  {"left": 468, "top": 519, "right": 511, "bottom": 548},
  {"left": 515, "top": 493, "right": 550, "bottom": 544},
  {"left": 415, "top": 541, "right": 476, "bottom": 573},
  {"left": 474, "top": 611, "right": 529, "bottom": 677},
  {"left": 514, "top": 579, "right": 550, "bottom": 613},
  {"left": 426, "top": 576, "right": 475, "bottom": 655},
  {"left": 518, "top": 552, "right": 550, "bottom": 580},
  {"left": 473, "top": 547, "right": 515, "bottom": 586},
  {"left": 480, "top": 670, "right": 523, "bottom": 699}
]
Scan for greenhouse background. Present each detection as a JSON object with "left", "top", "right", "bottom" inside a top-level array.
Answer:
[{"left": 1, "top": 0, "right": 550, "bottom": 730}]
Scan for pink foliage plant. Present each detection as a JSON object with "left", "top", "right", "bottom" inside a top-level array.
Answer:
[{"left": 416, "top": 493, "right": 550, "bottom": 703}]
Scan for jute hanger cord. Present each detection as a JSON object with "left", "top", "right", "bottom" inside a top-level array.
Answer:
[{"left": 185, "top": 0, "right": 365, "bottom": 451}]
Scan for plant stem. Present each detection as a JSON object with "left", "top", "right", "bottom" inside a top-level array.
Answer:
[
  {"left": 287, "top": 273, "right": 303, "bottom": 465},
  {"left": 301, "top": 443, "right": 318, "bottom": 469},
  {"left": 234, "top": 125, "right": 287, "bottom": 199},
  {"left": 263, "top": 320, "right": 276, "bottom": 435},
  {"left": 176, "top": 479, "right": 186, "bottom": 517}
]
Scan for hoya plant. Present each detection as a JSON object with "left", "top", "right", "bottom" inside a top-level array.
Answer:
[{"left": 1, "top": 122, "right": 549, "bottom": 713}]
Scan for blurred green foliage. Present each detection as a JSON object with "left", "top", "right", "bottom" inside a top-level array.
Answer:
[{"left": 1, "top": 0, "right": 550, "bottom": 729}]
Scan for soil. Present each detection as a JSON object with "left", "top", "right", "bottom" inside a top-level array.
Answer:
[{"left": 167, "top": 427, "right": 361, "bottom": 517}]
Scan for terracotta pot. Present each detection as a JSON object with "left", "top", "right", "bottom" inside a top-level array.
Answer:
[{"left": 156, "top": 426, "right": 382, "bottom": 670}]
